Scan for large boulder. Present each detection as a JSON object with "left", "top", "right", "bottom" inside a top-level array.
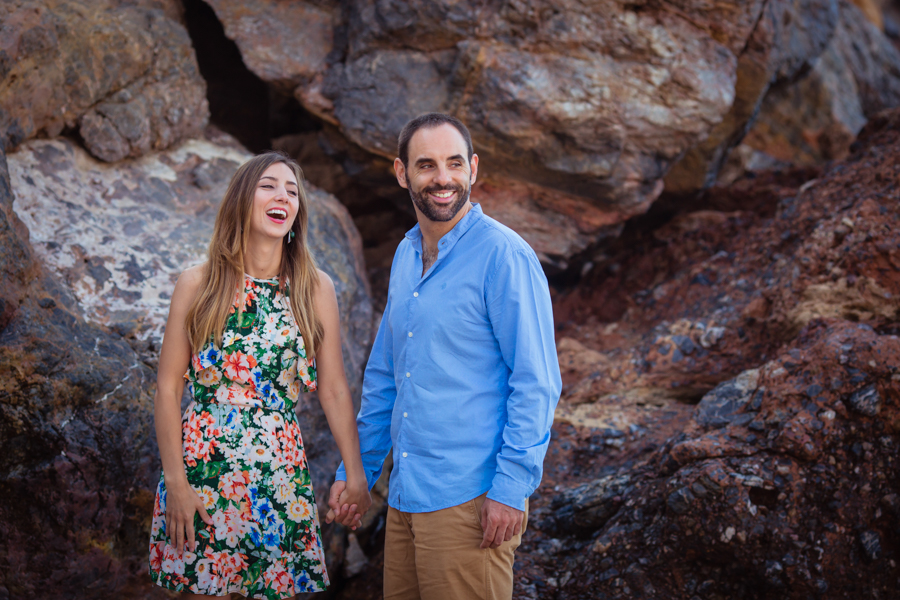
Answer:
[
  {"left": 727, "top": 0, "right": 900, "bottom": 173},
  {"left": 663, "top": 0, "right": 840, "bottom": 193},
  {"left": 197, "top": 0, "right": 848, "bottom": 264},
  {"left": 1, "top": 133, "right": 373, "bottom": 597},
  {"left": 0, "top": 0, "right": 209, "bottom": 161}
]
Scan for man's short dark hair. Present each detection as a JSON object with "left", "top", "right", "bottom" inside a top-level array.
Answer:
[{"left": 397, "top": 113, "right": 474, "bottom": 168}]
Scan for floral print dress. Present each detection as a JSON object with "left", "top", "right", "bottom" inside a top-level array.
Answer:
[{"left": 149, "top": 275, "right": 329, "bottom": 598}]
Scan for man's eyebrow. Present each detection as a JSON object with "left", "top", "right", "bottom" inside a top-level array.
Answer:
[
  {"left": 414, "top": 154, "right": 466, "bottom": 166},
  {"left": 259, "top": 175, "right": 297, "bottom": 186}
]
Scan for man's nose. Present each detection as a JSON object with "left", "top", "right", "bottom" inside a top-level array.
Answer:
[{"left": 434, "top": 166, "right": 452, "bottom": 186}]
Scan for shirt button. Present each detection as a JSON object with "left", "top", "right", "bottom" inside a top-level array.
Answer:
[
  {"left": 413, "top": 292, "right": 419, "bottom": 297},
  {"left": 408, "top": 332, "right": 413, "bottom": 337},
  {"left": 402, "top": 452, "right": 408, "bottom": 458},
  {"left": 403, "top": 412, "right": 408, "bottom": 417},
  {"left": 406, "top": 372, "right": 410, "bottom": 378}
]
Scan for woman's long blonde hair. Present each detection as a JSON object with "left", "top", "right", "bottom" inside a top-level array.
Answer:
[{"left": 185, "top": 151, "right": 323, "bottom": 357}]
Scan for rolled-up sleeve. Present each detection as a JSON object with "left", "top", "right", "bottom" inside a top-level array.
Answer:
[{"left": 484, "top": 248, "right": 562, "bottom": 510}]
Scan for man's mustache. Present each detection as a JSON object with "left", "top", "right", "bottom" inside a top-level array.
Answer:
[{"left": 422, "top": 183, "right": 464, "bottom": 194}]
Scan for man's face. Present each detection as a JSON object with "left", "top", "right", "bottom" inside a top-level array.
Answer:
[{"left": 395, "top": 124, "right": 478, "bottom": 223}]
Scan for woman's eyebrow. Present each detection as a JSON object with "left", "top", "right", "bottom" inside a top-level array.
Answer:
[{"left": 259, "top": 175, "right": 298, "bottom": 186}]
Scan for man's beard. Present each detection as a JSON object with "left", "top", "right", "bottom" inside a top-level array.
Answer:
[{"left": 407, "top": 178, "right": 471, "bottom": 223}]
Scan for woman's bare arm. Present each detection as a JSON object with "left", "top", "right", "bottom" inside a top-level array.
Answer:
[
  {"left": 312, "top": 269, "right": 372, "bottom": 527},
  {"left": 154, "top": 265, "right": 212, "bottom": 553}
]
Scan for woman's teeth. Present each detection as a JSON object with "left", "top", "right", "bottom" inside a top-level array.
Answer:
[{"left": 267, "top": 208, "right": 287, "bottom": 219}]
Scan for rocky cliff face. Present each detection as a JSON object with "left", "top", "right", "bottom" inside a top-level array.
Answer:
[
  {"left": 523, "top": 111, "right": 900, "bottom": 599},
  {"left": 1, "top": 0, "right": 899, "bottom": 598}
]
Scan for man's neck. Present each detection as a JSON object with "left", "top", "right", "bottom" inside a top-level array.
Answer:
[{"left": 417, "top": 201, "right": 472, "bottom": 275}]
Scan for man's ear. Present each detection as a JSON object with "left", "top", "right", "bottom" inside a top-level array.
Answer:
[
  {"left": 470, "top": 154, "right": 479, "bottom": 185},
  {"left": 394, "top": 157, "right": 408, "bottom": 189}
]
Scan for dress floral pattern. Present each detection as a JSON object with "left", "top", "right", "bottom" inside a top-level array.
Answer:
[{"left": 149, "top": 275, "right": 329, "bottom": 598}]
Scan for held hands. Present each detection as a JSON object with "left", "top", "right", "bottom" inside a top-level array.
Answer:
[
  {"left": 165, "top": 480, "right": 213, "bottom": 554},
  {"left": 480, "top": 498, "right": 524, "bottom": 549},
  {"left": 324, "top": 479, "right": 372, "bottom": 530}
]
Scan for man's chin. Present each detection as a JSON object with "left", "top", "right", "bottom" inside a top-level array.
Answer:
[{"left": 413, "top": 199, "right": 463, "bottom": 222}]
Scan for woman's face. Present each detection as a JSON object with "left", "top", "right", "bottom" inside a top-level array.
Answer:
[{"left": 249, "top": 162, "right": 300, "bottom": 241}]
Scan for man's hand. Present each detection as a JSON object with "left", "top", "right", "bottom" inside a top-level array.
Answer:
[
  {"left": 480, "top": 498, "right": 524, "bottom": 549},
  {"left": 324, "top": 479, "right": 370, "bottom": 530}
]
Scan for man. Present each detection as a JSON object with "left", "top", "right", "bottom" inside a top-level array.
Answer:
[{"left": 328, "top": 113, "right": 562, "bottom": 599}]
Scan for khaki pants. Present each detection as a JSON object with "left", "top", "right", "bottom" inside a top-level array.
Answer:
[{"left": 383, "top": 493, "right": 528, "bottom": 600}]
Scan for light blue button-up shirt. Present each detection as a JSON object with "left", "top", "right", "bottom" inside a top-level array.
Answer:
[{"left": 336, "top": 203, "right": 561, "bottom": 512}]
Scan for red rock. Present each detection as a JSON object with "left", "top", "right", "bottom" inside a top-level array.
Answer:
[
  {"left": 0, "top": 0, "right": 208, "bottom": 161},
  {"left": 530, "top": 107, "right": 900, "bottom": 600}
]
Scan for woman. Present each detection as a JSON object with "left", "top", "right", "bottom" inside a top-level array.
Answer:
[{"left": 149, "top": 152, "right": 371, "bottom": 598}]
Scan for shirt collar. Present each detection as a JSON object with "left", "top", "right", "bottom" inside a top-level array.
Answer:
[{"left": 405, "top": 203, "right": 484, "bottom": 255}]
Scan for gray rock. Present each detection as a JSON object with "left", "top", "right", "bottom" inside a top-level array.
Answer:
[
  {"left": 847, "top": 384, "right": 881, "bottom": 417},
  {"left": 859, "top": 530, "right": 882, "bottom": 562},
  {"left": 694, "top": 369, "right": 761, "bottom": 429},
  {"left": 544, "top": 475, "right": 631, "bottom": 536},
  {"left": 666, "top": 486, "right": 696, "bottom": 515}
]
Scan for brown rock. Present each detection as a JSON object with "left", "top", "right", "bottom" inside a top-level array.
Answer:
[
  {"left": 473, "top": 176, "right": 625, "bottom": 273},
  {"left": 528, "top": 107, "right": 900, "bottom": 600},
  {"left": 202, "top": 0, "right": 337, "bottom": 92},
  {"left": 0, "top": 0, "right": 208, "bottom": 160},
  {"left": 544, "top": 321, "right": 900, "bottom": 598},
  {"left": 204, "top": 0, "right": 848, "bottom": 227},
  {"left": 664, "top": 0, "right": 840, "bottom": 192}
]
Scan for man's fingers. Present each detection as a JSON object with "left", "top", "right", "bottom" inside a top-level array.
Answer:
[
  {"left": 480, "top": 520, "right": 498, "bottom": 549},
  {"left": 494, "top": 521, "right": 513, "bottom": 548}
]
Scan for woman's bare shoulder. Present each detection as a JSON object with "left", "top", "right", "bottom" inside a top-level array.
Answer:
[
  {"left": 315, "top": 268, "right": 335, "bottom": 289},
  {"left": 174, "top": 263, "right": 208, "bottom": 298}
]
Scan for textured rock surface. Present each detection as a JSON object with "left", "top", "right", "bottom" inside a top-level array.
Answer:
[
  {"left": 514, "top": 107, "right": 900, "bottom": 599},
  {"left": 537, "top": 322, "right": 900, "bottom": 599},
  {"left": 0, "top": 0, "right": 208, "bottom": 160},
  {"left": 663, "top": 0, "right": 840, "bottom": 193},
  {"left": 202, "top": 0, "right": 853, "bottom": 235},
  {"left": 728, "top": 0, "right": 900, "bottom": 172},
  {"left": 1, "top": 133, "right": 372, "bottom": 597},
  {"left": 471, "top": 177, "right": 626, "bottom": 274},
  {"left": 202, "top": 0, "right": 338, "bottom": 98}
]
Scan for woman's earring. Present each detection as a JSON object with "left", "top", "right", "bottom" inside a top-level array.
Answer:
[{"left": 288, "top": 230, "right": 295, "bottom": 243}]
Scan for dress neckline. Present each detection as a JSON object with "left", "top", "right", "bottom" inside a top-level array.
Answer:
[{"left": 244, "top": 273, "right": 279, "bottom": 283}]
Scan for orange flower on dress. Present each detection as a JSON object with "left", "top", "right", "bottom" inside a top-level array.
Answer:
[{"left": 222, "top": 352, "right": 257, "bottom": 383}]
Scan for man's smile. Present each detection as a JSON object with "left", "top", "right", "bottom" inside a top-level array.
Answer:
[{"left": 429, "top": 190, "right": 455, "bottom": 201}]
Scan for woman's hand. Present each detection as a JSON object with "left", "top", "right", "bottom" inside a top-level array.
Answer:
[{"left": 165, "top": 480, "right": 213, "bottom": 554}]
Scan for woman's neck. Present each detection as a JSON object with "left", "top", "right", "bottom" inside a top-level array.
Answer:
[{"left": 243, "top": 235, "right": 283, "bottom": 280}]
